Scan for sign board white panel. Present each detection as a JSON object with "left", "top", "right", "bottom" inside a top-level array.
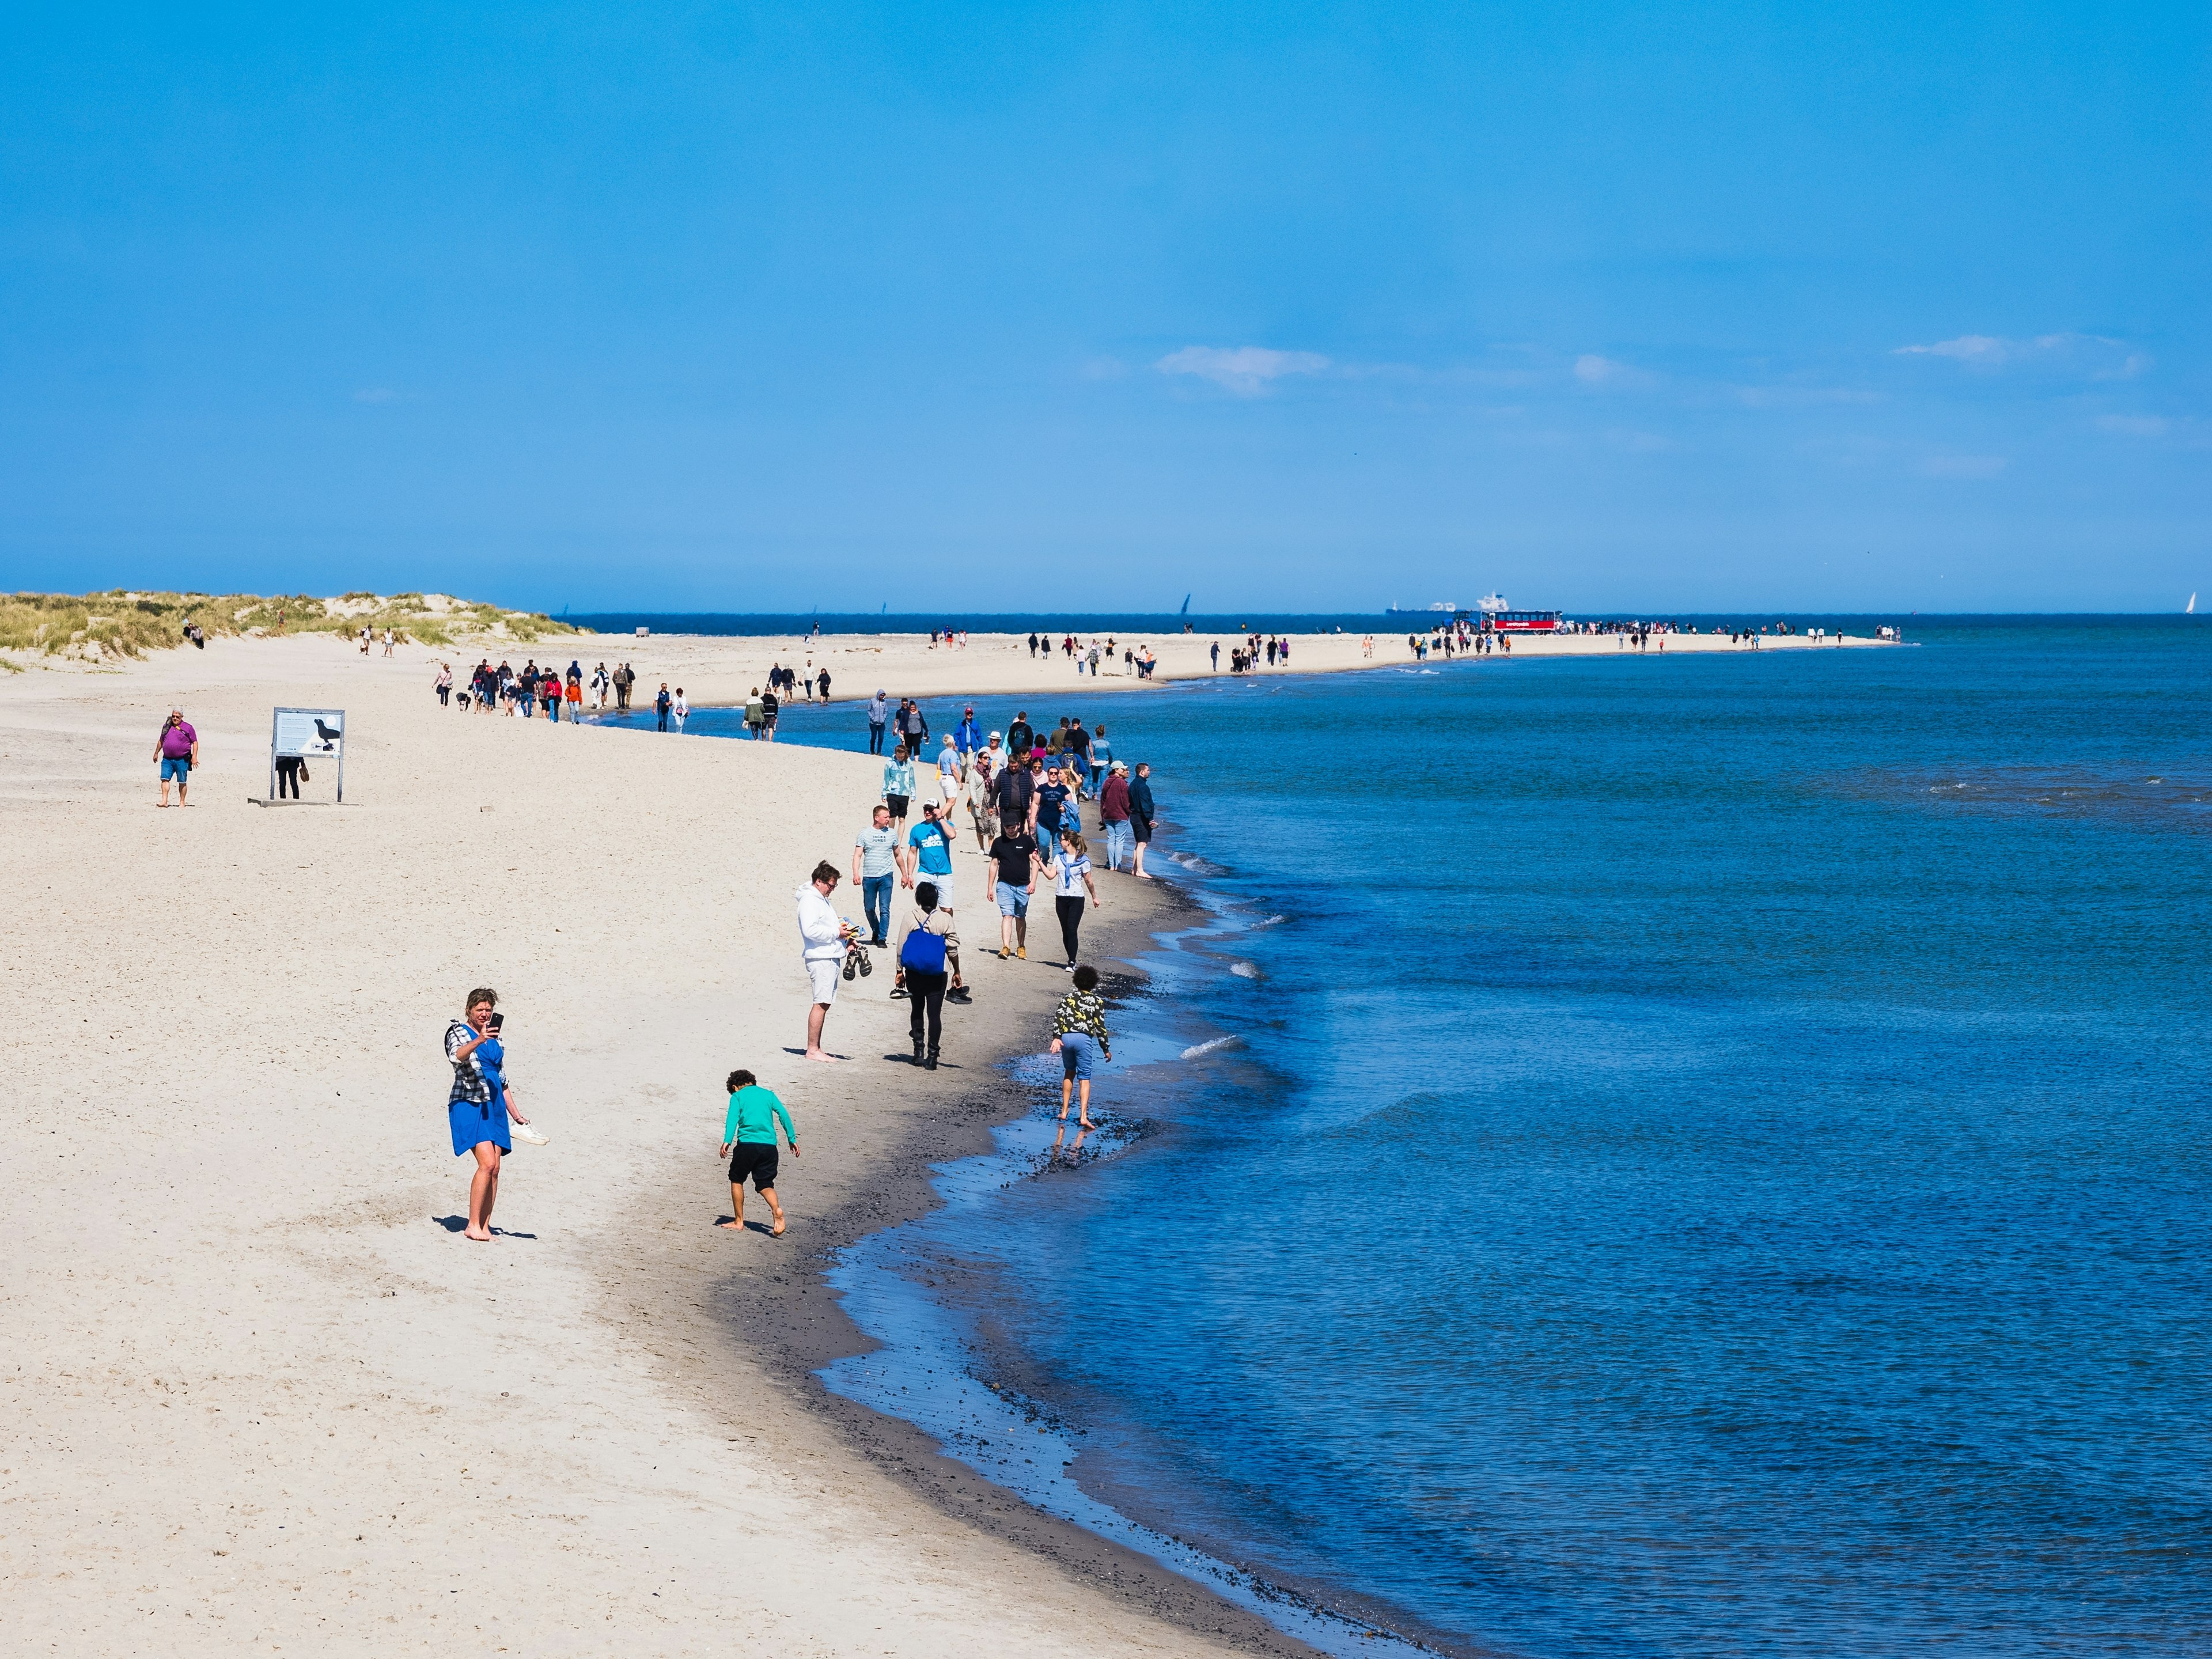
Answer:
[{"left": 274, "top": 709, "right": 343, "bottom": 757}]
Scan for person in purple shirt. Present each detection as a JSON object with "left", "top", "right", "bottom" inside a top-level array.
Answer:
[{"left": 154, "top": 709, "right": 198, "bottom": 807}]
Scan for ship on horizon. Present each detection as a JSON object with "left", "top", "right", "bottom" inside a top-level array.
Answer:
[{"left": 1384, "top": 592, "right": 1510, "bottom": 619}]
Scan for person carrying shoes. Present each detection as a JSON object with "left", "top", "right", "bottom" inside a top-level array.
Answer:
[{"left": 896, "top": 882, "right": 958, "bottom": 1069}]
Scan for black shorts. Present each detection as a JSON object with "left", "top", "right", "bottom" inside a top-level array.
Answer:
[
  {"left": 1132, "top": 819, "right": 1153, "bottom": 843},
  {"left": 728, "top": 1142, "right": 780, "bottom": 1191},
  {"left": 886, "top": 794, "right": 910, "bottom": 818}
]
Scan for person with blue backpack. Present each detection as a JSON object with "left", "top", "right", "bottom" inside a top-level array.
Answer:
[
  {"left": 896, "top": 801, "right": 971, "bottom": 1005},
  {"left": 894, "top": 881, "right": 959, "bottom": 1069}
]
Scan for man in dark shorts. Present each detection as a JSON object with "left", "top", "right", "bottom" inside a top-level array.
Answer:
[
  {"left": 988, "top": 821, "right": 1042, "bottom": 960},
  {"left": 719, "top": 1069, "right": 800, "bottom": 1236},
  {"left": 994, "top": 752, "right": 1036, "bottom": 837},
  {"left": 1006, "top": 711, "right": 1033, "bottom": 758}
]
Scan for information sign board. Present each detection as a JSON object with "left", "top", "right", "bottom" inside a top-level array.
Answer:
[{"left": 269, "top": 707, "right": 346, "bottom": 802}]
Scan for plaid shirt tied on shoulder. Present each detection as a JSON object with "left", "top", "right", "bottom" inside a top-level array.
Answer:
[{"left": 445, "top": 1021, "right": 491, "bottom": 1105}]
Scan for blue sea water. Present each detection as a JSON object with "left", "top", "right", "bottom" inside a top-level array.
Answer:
[{"left": 626, "top": 619, "right": 2212, "bottom": 1656}]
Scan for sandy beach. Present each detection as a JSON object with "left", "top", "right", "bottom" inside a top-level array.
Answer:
[
  {"left": 0, "top": 631, "right": 1324, "bottom": 1657},
  {"left": 544, "top": 623, "right": 1890, "bottom": 715}
]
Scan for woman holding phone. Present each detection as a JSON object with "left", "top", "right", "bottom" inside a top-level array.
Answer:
[{"left": 443, "top": 988, "right": 541, "bottom": 1241}]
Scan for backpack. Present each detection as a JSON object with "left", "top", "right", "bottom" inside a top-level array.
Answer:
[{"left": 899, "top": 926, "right": 948, "bottom": 974}]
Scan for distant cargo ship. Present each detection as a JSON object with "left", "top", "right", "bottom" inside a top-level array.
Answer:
[{"left": 1386, "top": 592, "right": 1560, "bottom": 630}]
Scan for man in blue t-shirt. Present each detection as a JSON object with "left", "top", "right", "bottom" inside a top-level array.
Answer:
[{"left": 903, "top": 800, "right": 958, "bottom": 908}]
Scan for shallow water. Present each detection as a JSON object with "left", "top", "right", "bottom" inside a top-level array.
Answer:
[{"left": 663, "top": 618, "right": 2212, "bottom": 1656}]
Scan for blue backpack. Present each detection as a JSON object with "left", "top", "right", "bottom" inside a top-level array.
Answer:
[{"left": 900, "top": 925, "right": 948, "bottom": 974}]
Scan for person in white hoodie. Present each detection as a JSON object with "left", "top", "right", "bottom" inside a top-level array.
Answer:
[{"left": 797, "top": 860, "right": 850, "bottom": 1062}]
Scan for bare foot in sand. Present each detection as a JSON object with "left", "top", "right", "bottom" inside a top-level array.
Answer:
[
  {"left": 716, "top": 1218, "right": 745, "bottom": 1230},
  {"left": 465, "top": 1225, "right": 493, "bottom": 1241},
  {"left": 803, "top": 1048, "right": 841, "bottom": 1063},
  {"left": 771, "top": 1218, "right": 787, "bottom": 1236}
]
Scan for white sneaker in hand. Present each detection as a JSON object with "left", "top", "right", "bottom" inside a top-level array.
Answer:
[{"left": 511, "top": 1121, "right": 550, "bottom": 1146}]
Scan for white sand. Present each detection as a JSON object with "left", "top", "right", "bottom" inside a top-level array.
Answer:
[
  {"left": 549, "top": 620, "right": 1887, "bottom": 714},
  {"left": 0, "top": 634, "right": 1282, "bottom": 1656}
]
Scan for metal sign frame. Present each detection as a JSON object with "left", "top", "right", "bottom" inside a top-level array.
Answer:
[{"left": 269, "top": 707, "right": 346, "bottom": 803}]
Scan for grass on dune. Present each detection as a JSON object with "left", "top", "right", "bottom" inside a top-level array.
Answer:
[{"left": 0, "top": 590, "right": 585, "bottom": 662}]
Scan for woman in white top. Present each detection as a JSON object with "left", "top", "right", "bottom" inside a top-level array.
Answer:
[
  {"left": 672, "top": 688, "right": 690, "bottom": 733},
  {"left": 1048, "top": 828, "right": 1102, "bottom": 969}
]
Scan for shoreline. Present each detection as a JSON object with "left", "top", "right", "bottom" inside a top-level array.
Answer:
[
  {"left": 567, "top": 691, "right": 1455, "bottom": 1653},
  {"left": 668, "top": 881, "right": 1334, "bottom": 1657},
  {"left": 647, "top": 688, "right": 1475, "bottom": 1655},
  {"left": 469, "top": 623, "right": 1900, "bottom": 721},
  {"left": 785, "top": 857, "right": 1490, "bottom": 1659}
]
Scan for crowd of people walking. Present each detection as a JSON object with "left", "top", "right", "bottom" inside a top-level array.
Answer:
[
  {"left": 437, "top": 683, "right": 1154, "bottom": 1244},
  {"left": 785, "top": 694, "right": 1152, "bottom": 1130},
  {"left": 440, "top": 657, "right": 631, "bottom": 719}
]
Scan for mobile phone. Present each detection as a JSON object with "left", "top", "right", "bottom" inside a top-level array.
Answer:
[{"left": 488, "top": 1013, "right": 505, "bottom": 1031}]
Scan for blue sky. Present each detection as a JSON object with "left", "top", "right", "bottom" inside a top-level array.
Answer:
[{"left": 2, "top": 3, "right": 2205, "bottom": 613}]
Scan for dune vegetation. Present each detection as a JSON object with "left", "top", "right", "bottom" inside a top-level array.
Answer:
[{"left": 0, "top": 590, "right": 584, "bottom": 663}]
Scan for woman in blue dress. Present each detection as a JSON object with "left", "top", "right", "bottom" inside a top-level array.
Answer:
[{"left": 445, "top": 987, "right": 533, "bottom": 1241}]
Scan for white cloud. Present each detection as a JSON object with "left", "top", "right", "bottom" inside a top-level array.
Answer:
[
  {"left": 1893, "top": 333, "right": 2146, "bottom": 377},
  {"left": 1922, "top": 453, "right": 2009, "bottom": 479},
  {"left": 1154, "top": 346, "right": 1329, "bottom": 397},
  {"left": 1574, "top": 353, "right": 1643, "bottom": 387},
  {"left": 2096, "top": 414, "right": 2168, "bottom": 437},
  {"left": 1896, "top": 334, "right": 2013, "bottom": 367}
]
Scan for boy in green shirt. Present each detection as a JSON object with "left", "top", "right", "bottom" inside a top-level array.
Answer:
[{"left": 718, "top": 1069, "right": 800, "bottom": 1236}]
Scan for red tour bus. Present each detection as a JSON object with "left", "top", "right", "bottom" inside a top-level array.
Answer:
[{"left": 1489, "top": 609, "right": 1562, "bottom": 632}]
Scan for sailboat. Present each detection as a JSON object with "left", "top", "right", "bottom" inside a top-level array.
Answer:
[{"left": 2189, "top": 593, "right": 2197, "bottom": 615}]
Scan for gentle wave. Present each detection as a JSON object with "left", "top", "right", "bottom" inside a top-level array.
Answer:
[
  {"left": 1180, "top": 1035, "right": 1244, "bottom": 1059},
  {"left": 1229, "top": 961, "right": 1260, "bottom": 979},
  {"left": 1168, "top": 850, "right": 1231, "bottom": 876}
]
